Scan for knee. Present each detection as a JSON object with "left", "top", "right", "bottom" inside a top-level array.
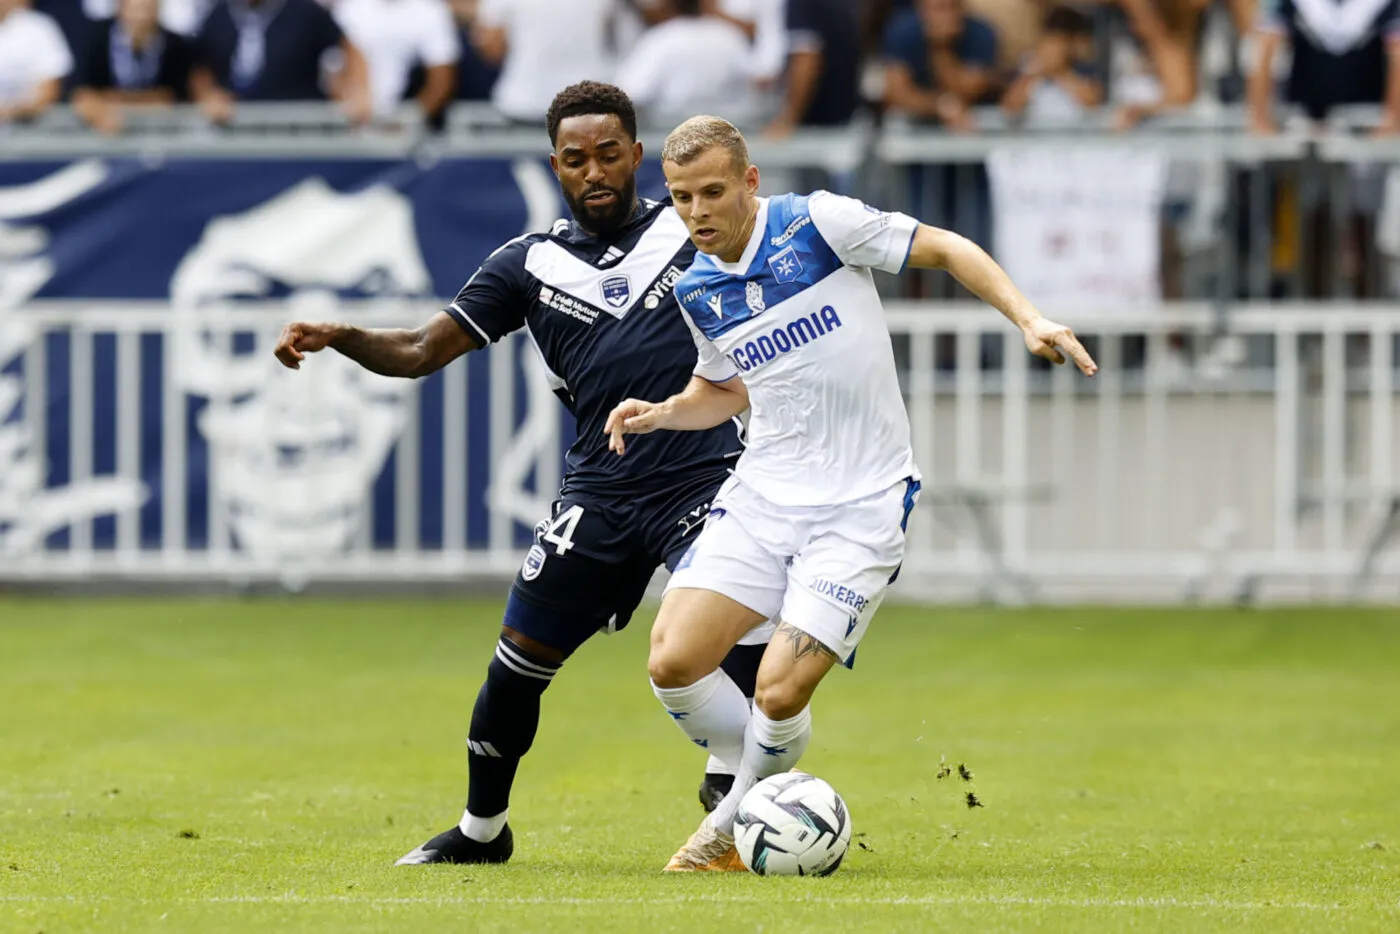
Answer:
[
  {"left": 754, "top": 677, "right": 810, "bottom": 721},
  {"left": 648, "top": 589, "right": 761, "bottom": 688},
  {"left": 647, "top": 642, "right": 712, "bottom": 689}
]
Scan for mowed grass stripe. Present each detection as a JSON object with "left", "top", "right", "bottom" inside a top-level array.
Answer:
[{"left": 1, "top": 599, "right": 1396, "bottom": 933}]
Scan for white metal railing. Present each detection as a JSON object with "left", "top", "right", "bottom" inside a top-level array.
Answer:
[
  {"left": 3, "top": 300, "right": 1398, "bottom": 603},
  {"left": 10, "top": 103, "right": 1400, "bottom": 165},
  {"left": 883, "top": 302, "right": 1400, "bottom": 604}
]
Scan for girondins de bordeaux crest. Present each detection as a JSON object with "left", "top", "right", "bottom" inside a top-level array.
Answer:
[{"left": 601, "top": 275, "right": 631, "bottom": 309}]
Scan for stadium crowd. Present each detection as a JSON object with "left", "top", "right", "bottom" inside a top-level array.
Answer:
[{"left": 1, "top": 0, "right": 1397, "bottom": 135}]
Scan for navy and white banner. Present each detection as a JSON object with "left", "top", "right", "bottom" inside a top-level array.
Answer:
[{"left": 0, "top": 158, "right": 668, "bottom": 566}]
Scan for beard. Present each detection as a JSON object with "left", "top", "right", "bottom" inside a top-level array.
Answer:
[{"left": 563, "top": 175, "right": 638, "bottom": 237}]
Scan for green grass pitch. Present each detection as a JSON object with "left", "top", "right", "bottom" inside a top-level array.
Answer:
[{"left": 1, "top": 598, "right": 1397, "bottom": 933}]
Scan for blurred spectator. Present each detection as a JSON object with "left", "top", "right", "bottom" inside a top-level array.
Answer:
[
  {"left": 870, "top": 0, "right": 1041, "bottom": 74},
  {"left": 631, "top": 0, "right": 787, "bottom": 81},
  {"left": 34, "top": 0, "right": 99, "bottom": 96},
  {"left": 966, "top": 0, "right": 1045, "bottom": 73},
  {"left": 1110, "top": 0, "right": 1202, "bottom": 128},
  {"left": 764, "top": 0, "right": 862, "bottom": 138},
  {"left": 473, "top": 0, "right": 622, "bottom": 123},
  {"left": 447, "top": 0, "right": 498, "bottom": 100},
  {"left": 81, "top": 0, "right": 213, "bottom": 35},
  {"left": 882, "top": 0, "right": 999, "bottom": 131},
  {"left": 72, "top": 0, "right": 196, "bottom": 135},
  {"left": 1248, "top": 0, "right": 1400, "bottom": 132},
  {"left": 1247, "top": 0, "right": 1398, "bottom": 299},
  {"left": 617, "top": 0, "right": 759, "bottom": 125},
  {"left": 706, "top": 0, "right": 788, "bottom": 82},
  {"left": 1001, "top": 6, "right": 1102, "bottom": 121},
  {"left": 864, "top": 0, "right": 907, "bottom": 53},
  {"left": 333, "top": 0, "right": 458, "bottom": 122},
  {"left": 0, "top": 0, "right": 73, "bottom": 124},
  {"left": 190, "top": 0, "right": 371, "bottom": 124}
]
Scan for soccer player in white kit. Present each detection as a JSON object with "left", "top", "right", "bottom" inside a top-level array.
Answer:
[{"left": 603, "top": 116, "right": 1098, "bottom": 871}]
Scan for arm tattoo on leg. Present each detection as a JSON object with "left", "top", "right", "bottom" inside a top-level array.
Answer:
[{"left": 777, "top": 622, "right": 838, "bottom": 663}]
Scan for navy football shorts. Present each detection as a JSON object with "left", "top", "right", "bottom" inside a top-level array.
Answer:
[{"left": 505, "top": 473, "right": 720, "bottom": 656}]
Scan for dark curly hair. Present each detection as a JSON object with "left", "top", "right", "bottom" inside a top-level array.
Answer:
[{"left": 546, "top": 81, "right": 638, "bottom": 148}]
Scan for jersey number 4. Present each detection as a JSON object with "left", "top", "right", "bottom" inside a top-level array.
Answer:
[{"left": 542, "top": 504, "right": 584, "bottom": 555}]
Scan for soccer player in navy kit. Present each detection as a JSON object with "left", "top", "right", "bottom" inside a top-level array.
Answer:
[{"left": 273, "top": 83, "right": 771, "bottom": 865}]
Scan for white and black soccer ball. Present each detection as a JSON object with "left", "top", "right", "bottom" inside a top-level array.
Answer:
[{"left": 734, "top": 771, "right": 852, "bottom": 877}]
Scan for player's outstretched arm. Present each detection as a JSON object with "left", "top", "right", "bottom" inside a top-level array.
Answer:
[
  {"left": 604, "top": 375, "right": 749, "bottom": 455},
  {"left": 906, "top": 225, "right": 1098, "bottom": 377},
  {"left": 273, "top": 311, "right": 478, "bottom": 378}
]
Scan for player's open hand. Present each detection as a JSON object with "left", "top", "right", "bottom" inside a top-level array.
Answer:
[
  {"left": 274, "top": 322, "right": 341, "bottom": 370},
  {"left": 604, "top": 399, "right": 666, "bottom": 456},
  {"left": 1022, "top": 317, "right": 1097, "bottom": 377}
]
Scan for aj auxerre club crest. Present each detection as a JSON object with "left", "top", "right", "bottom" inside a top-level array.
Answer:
[
  {"left": 768, "top": 246, "right": 803, "bottom": 284},
  {"left": 600, "top": 275, "right": 631, "bottom": 309},
  {"left": 746, "top": 280, "right": 766, "bottom": 314}
]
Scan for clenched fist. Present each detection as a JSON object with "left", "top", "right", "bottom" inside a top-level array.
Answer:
[{"left": 274, "top": 322, "right": 344, "bottom": 370}]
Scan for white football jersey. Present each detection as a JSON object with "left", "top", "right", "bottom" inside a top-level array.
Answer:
[{"left": 674, "top": 191, "right": 921, "bottom": 506}]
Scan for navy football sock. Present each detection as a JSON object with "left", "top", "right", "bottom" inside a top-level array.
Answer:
[{"left": 463, "top": 636, "right": 561, "bottom": 836}]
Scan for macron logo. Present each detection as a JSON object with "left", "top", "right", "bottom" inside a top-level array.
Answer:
[{"left": 708, "top": 294, "right": 724, "bottom": 319}]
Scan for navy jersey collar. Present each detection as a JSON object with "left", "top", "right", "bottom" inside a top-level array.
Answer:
[{"left": 557, "top": 197, "right": 670, "bottom": 247}]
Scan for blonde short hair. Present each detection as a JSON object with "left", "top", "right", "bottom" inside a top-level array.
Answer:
[{"left": 661, "top": 115, "right": 750, "bottom": 172}]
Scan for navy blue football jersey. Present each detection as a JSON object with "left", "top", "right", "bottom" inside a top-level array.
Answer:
[{"left": 444, "top": 197, "right": 743, "bottom": 497}]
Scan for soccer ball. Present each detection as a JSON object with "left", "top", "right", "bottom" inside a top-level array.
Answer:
[{"left": 734, "top": 771, "right": 852, "bottom": 877}]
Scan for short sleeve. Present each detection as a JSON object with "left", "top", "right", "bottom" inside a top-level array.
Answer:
[
  {"left": 444, "top": 237, "right": 534, "bottom": 346},
  {"left": 30, "top": 13, "right": 75, "bottom": 83},
  {"left": 958, "top": 17, "right": 998, "bottom": 69},
  {"left": 881, "top": 10, "right": 924, "bottom": 73},
  {"left": 807, "top": 191, "right": 919, "bottom": 274},
  {"left": 417, "top": 0, "right": 460, "bottom": 67},
  {"left": 785, "top": 0, "right": 824, "bottom": 54},
  {"left": 682, "top": 311, "right": 740, "bottom": 383}
]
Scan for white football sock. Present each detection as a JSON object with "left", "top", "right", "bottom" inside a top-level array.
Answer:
[
  {"left": 712, "top": 704, "right": 812, "bottom": 834},
  {"left": 652, "top": 669, "right": 750, "bottom": 774},
  {"left": 459, "top": 807, "right": 508, "bottom": 843}
]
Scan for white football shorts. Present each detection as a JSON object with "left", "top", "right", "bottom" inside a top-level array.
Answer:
[{"left": 665, "top": 474, "right": 921, "bottom": 668}]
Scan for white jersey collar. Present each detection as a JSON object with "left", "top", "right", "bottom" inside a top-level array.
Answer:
[{"left": 710, "top": 197, "right": 769, "bottom": 276}]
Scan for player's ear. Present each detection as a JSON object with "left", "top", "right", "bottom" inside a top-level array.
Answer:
[
  {"left": 632, "top": 141, "right": 644, "bottom": 169},
  {"left": 745, "top": 164, "right": 760, "bottom": 195},
  {"left": 548, "top": 152, "right": 560, "bottom": 180}
]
